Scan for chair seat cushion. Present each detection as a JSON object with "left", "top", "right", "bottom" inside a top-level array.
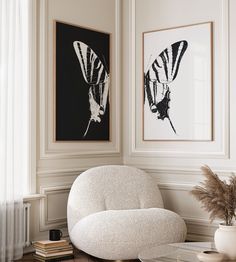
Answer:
[{"left": 69, "top": 208, "right": 187, "bottom": 260}]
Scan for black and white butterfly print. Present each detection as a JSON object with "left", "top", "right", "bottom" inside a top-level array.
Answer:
[
  {"left": 73, "top": 41, "right": 109, "bottom": 137},
  {"left": 144, "top": 40, "right": 188, "bottom": 134}
]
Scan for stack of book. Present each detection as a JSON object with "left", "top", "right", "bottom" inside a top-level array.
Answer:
[{"left": 33, "top": 240, "right": 74, "bottom": 261}]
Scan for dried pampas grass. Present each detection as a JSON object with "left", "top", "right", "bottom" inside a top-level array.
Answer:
[{"left": 191, "top": 166, "right": 236, "bottom": 226}]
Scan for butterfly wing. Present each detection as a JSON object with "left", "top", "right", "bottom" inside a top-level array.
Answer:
[
  {"left": 144, "top": 40, "right": 188, "bottom": 134},
  {"left": 73, "top": 41, "right": 108, "bottom": 85},
  {"left": 144, "top": 40, "right": 188, "bottom": 108},
  {"left": 73, "top": 41, "right": 110, "bottom": 137},
  {"left": 145, "top": 40, "right": 188, "bottom": 84}
]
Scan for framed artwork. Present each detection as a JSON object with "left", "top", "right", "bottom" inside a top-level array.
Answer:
[
  {"left": 55, "top": 21, "right": 110, "bottom": 141},
  {"left": 143, "top": 22, "right": 213, "bottom": 141}
]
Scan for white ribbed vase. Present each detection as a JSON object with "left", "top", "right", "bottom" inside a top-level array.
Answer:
[{"left": 214, "top": 224, "right": 236, "bottom": 260}]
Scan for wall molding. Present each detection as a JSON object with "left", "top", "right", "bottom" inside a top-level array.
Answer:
[
  {"left": 36, "top": 165, "right": 236, "bottom": 180},
  {"left": 37, "top": 167, "right": 86, "bottom": 178},
  {"left": 158, "top": 182, "right": 195, "bottom": 192},
  {"left": 39, "top": 0, "right": 121, "bottom": 160},
  {"left": 34, "top": 0, "right": 232, "bottom": 245},
  {"left": 142, "top": 166, "right": 236, "bottom": 181},
  {"left": 23, "top": 194, "right": 46, "bottom": 202},
  {"left": 127, "top": 0, "right": 230, "bottom": 159},
  {"left": 184, "top": 217, "right": 217, "bottom": 241},
  {"left": 38, "top": 175, "right": 219, "bottom": 241},
  {"left": 39, "top": 185, "right": 71, "bottom": 231}
]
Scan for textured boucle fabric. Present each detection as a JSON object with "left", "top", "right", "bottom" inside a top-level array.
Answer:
[
  {"left": 70, "top": 208, "right": 187, "bottom": 260},
  {"left": 67, "top": 165, "right": 164, "bottom": 232},
  {"left": 67, "top": 165, "right": 186, "bottom": 260}
]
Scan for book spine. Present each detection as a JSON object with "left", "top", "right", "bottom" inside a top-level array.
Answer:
[
  {"left": 33, "top": 247, "right": 73, "bottom": 253},
  {"left": 33, "top": 243, "right": 69, "bottom": 249},
  {"left": 36, "top": 250, "right": 73, "bottom": 258},
  {"left": 33, "top": 254, "right": 74, "bottom": 262}
]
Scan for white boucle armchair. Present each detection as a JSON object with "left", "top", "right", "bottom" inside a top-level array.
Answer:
[{"left": 67, "top": 165, "right": 186, "bottom": 260}]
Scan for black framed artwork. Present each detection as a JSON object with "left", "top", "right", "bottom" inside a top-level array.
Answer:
[{"left": 55, "top": 21, "right": 110, "bottom": 141}]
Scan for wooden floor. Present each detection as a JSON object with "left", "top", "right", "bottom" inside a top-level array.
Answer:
[{"left": 17, "top": 249, "right": 139, "bottom": 262}]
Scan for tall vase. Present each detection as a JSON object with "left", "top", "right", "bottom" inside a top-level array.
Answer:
[{"left": 214, "top": 224, "right": 236, "bottom": 260}]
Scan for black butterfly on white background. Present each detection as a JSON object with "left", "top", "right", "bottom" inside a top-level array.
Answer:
[
  {"left": 144, "top": 40, "right": 188, "bottom": 134},
  {"left": 73, "top": 41, "right": 109, "bottom": 137}
]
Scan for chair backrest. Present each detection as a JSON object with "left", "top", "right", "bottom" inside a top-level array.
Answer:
[{"left": 67, "top": 165, "right": 164, "bottom": 232}]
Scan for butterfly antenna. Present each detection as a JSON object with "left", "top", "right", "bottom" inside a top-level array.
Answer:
[
  {"left": 168, "top": 116, "right": 177, "bottom": 134},
  {"left": 83, "top": 118, "right": 92, "bottom": 138}
]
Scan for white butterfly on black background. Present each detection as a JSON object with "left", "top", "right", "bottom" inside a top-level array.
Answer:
[
  {"left": 144, "top": 40, "right": 188, "bottom": 134},
  {"left": 73, "top": 41, "right": 109, "bottom": 138},
  {"left": 55, "top": 21, "right": 110, "bottom": 141}
]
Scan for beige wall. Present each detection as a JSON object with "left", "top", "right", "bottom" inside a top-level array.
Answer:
[
  {"left": 28, "top": 0, "right": 122, "bottom": 242},
  {"left": 28, "top": 0, "right": 236, "bottom": 243},
  {"left": 122, "top": 0, "right": 236, "bottom": 241}
]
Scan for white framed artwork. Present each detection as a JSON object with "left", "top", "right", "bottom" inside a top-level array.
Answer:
[{"left": 143, "top": 22, "right": 213, "bottom": 141}]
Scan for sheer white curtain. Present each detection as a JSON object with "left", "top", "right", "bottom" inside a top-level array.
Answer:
[{"left": 0, "top": 0, "right": 30, "bottom": 260}]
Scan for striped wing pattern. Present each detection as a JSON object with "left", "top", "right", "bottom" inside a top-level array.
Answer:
[
  {"left": 73, "top": 41, "right": 109, "bottom": 137},
  {"left": 144, "top": 40, "right": 188, "bottom": 134},
  {"left": 73, "top": 41, "right": 108, "bottom": 85},
  {"left": 145, "top": 40, "right": 188, "bottom": 84}
]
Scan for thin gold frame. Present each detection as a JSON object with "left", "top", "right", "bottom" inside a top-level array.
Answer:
[
  {"left": 142, "top": 21, "right": 214, "bottom": 142},
  {"left": 53, "top": 20, "right": 112, "bottom": 142}
]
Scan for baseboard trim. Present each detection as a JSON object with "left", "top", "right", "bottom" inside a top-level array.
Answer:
[{"left": 184, "top": 217, "right": 218, "bottom": 242}]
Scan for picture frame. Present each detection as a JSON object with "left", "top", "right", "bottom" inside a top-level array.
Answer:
[
  {"left": 143, "top": 22, "right": 213, "bottom": 141},
  {"left": 54, "top": 21, "right": 110, "bottom": 141}
]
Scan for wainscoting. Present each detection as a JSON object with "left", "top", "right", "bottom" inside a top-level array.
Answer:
[
  {"left": 122, "top": 0, "right": 236, "bottom": 242},
  {"left": 27, "top": 167, "right": 219, "bottom": 242},
  {"left": 31, "top": 0, "right": 122, "bottom": 243},
  {"left": 29, "top": 0, "right": 236, "bottom": 246}
]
